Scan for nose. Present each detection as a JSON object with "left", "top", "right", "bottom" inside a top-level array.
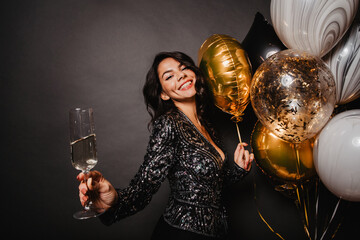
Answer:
[{"left": 177, "top": 71, "right": 186, "bottom": 81}]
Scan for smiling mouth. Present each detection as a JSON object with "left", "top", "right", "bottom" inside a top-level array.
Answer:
[{"left": 179, "top": 80, "right": 193, "bottom": 90}]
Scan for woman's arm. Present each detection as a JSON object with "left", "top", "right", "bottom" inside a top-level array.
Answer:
[{"left": 98, "top": 114, "right": 176, "bottom": 225}]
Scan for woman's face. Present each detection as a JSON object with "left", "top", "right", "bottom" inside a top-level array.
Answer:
[{"left": 157, "top": 57, "right": 197, "bottom": 104}]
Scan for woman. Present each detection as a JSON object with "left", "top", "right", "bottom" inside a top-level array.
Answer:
[{"left": 77, "top": 51, "right": 254, "bottom": 239}]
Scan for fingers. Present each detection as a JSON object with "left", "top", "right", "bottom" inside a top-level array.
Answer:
[
  {"left": 244, "top": 150, "right": 250, "bottom": 169},
  {"left": 76, "top": 172, "right": 85, "bottom": 181},
  {"left": 234, "top": 143, "right": 245, "bottom": 168},
  {"left": 78, "top": 181, "right": 88, "bottom": 206},
  {"left": 87, "top": 170, "right": 103, "bottom": 182},
  {"left": 244, "top": 152, "right": 255, "bottom": 171},
  {"left": 240, "top": 142, "right": 248, "bottom": 147},
  {"left": 234, "top": 143, "right": 241, "bottom": 161},
  {"left": 77, "top": 170, "right": 103, "bottom": 190},
  {"left": 87, "top": 177, "right": 93, "bottom": 190},
  {"left": 78, "top": 177, "right": 100, "bottom": 207},
  {"left": 79, "top": 192, "right": 88, "bottom": 206},
  {"left": 77, "top": 170, "right": 104, "bottom": 207},
  {"left": 76, "top": 170, "right": 103, "bottom": 182},
  {"left": 78, "top": 181, "right": 87, "bottom": 194},
  {"left": 234, "top": 142, "right": 255, "bottom": 171}
]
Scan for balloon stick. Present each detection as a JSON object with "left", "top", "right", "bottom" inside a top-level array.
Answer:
[{"left": 235, "top": 122, "right": 242, "bottom": 144}]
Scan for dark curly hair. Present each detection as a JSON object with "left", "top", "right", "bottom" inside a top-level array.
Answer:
[{"left": 143, "top": 51, "right": 215, "bottom": 133}]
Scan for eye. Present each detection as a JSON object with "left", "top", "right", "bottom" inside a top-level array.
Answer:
[
  {"left": 181, "top": 66, "right": 188, "bottom": 71},
  {"left": 165, "top": 75, "right": 173, "bottom": 80}
]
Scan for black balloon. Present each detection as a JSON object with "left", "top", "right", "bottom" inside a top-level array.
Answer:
[{"left": 242, "top": 12, "right": 287, "bottom": 74}]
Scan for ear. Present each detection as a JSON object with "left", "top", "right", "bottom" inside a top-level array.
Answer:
[{"left": 161, "top": 91, "right": 170, "bottom": 101}]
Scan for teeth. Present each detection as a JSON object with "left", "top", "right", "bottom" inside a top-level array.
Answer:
[{"left": 180, "top": 81, "right": 191, "bottom": 90}]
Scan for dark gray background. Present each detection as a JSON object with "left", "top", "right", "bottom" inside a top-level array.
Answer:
[{"left": 2, "top": 0, "right": 359, "bottom": 239}]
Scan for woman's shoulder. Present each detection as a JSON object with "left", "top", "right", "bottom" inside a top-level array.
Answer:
[
  {"left": 149, "top": 110, "right": 182, "bottom": 142},
  {"left": 154, "top": 109, "right": 182, "bottom": 123},
  {"left": 152, "top": 110, "right": 181, "bottom": 129}
]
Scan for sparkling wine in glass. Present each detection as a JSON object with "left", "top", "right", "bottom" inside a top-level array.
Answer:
[{"left": 69, "top": 107, "right": 102, "bottom": 219}]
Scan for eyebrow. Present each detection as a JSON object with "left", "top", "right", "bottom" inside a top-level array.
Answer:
[
  {"left": 161, "top": 69, "right": 173, "bottom": 79},
  {"left": 161, "top": 63, "right": 184, "bottom": 79}
]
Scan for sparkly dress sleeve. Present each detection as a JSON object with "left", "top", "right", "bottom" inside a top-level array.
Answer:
[
  {"left": 99, "top": 114, "right": 175, "bottom": 225},
  {"left": 222, "top": 156, "right": 249, "bottom": 187}
]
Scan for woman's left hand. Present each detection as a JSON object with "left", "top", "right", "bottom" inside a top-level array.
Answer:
[{"left": 234, "top": 142, "right": 254, "bottom": 171}]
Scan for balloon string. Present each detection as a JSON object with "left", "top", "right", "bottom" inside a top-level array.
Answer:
[
  {"left": 319, "top": 198, "right": 342, "bottom": 240},
  {"left": 235, "top": 122, "right": 242, "bottom": 144},
  {"left": 295, "top": 184, "right": 311, "bottom": 239},
  {"left": 253, "top": 175, "right": 286, "bottom": 240},
  {"left": 294, "top": 144, "right": 312, "bottom": 239},
  {"left": 297, "top": 154, "right": 309, "bottom": 228},
  {"left": 314, "top": 179, "right": 320, "bottom": 240}
]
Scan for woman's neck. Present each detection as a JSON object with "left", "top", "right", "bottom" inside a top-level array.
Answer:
[{"left": 174, "top": 101, "right": 200, "bottom": 125}]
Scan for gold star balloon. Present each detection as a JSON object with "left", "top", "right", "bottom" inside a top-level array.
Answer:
[{"left": 198, "top": 34, "right": 252, "bottom": 123}]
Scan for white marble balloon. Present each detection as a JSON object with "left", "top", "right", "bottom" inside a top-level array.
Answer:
[
  {"left": 313, "top": 110, "right": 360, "bottom": 201},
  {"left": 271, "top": 0, "right": 359, "bottom": 57},
  {"left": 323, "top": 15, "right": 360, "bottom": 105}
]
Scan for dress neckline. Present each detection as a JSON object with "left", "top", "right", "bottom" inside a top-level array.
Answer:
[{"left": 176, "top": 109, "right": 225, "bottom": 163}]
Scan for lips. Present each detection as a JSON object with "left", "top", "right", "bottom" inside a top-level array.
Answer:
[{"left": 179, "top": 80, "right": 194, "bottom": 91}]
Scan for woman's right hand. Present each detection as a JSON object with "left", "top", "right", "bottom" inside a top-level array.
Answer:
[
  {"left": 234, "top": 142, "right": 254, "bottom": 172},
  {"left": 77, "top": 170, "right": 118, "bottom": 212}
]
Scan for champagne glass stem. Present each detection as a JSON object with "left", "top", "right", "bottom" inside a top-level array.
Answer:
[{"left": 82, "top": 170, "right": 92, "bottom": 211}]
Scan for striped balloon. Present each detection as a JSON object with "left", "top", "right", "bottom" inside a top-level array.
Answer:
[
  {"left": 271, "top": 0, "right": 359, "bottom": 57},
  {"left": 323, "top": 15, "right": 360, "bottom": 105}
]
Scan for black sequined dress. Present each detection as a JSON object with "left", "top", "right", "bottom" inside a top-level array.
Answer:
[{"left": 100, "top": 109, "right": 248, "bottom": 238}]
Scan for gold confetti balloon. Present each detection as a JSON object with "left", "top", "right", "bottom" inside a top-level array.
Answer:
[
  {"left": 250, "top": 49, "right": 336, "bottom": 143},
  {"left": 198, "top": 34, "right": 252, "bottom": 122},
  {"left": 251, "top": 121, "right": 316, "bottom": 183}
]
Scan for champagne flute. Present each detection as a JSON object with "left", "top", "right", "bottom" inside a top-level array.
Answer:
[{"left": 69, "top": 107, "right": 102, "bottom": 219}]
